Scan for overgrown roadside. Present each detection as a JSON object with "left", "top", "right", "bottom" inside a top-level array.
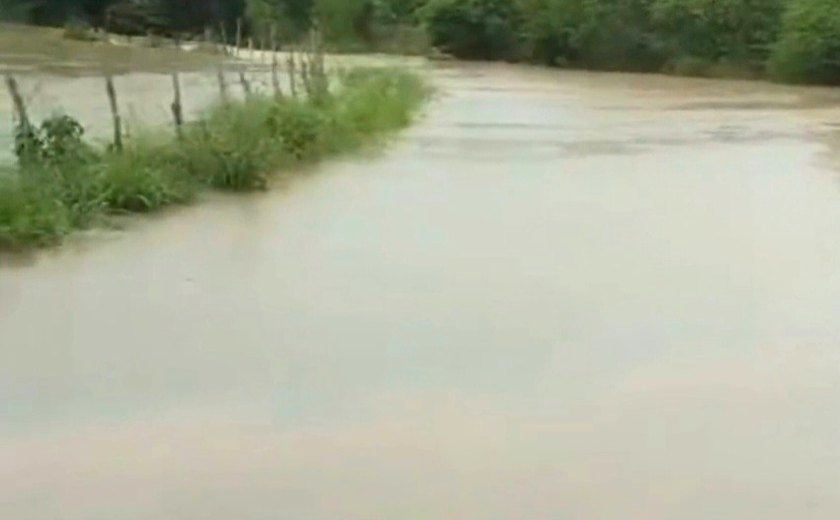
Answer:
[{"left": 0, "top": 67, "right": 429, "bottom": 251}]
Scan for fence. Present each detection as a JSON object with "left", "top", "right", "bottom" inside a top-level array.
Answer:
[{"left": 2, "top": 26, "right": 328, "bottom": 167}]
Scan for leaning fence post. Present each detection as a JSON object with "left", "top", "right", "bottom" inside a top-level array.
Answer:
[
  {"left": 170, "top": 72, "right": 184, "bottom": 137},
  {"left": 105, "top": 76, "right": 123, "bottom": 150},
  {"left": 4, "top": 74, "right": 30, "bottom": 130}
]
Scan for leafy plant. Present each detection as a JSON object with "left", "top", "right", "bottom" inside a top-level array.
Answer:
[{"left": 14, "top": 114, "right": 96, "bottom": 171}]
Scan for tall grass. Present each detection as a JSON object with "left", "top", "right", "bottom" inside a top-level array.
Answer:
[{"left": 0, "top": 67, "right": 429, "bottom": 250}]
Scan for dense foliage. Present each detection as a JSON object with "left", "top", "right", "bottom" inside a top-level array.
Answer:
[
  {"left": 425, "top": 0, "right": 840, "bottom": 84},
  {"left": 3, "top": 0, "right": 840, "bottom": 83},
  {"left": 418, "top": 0, "right": 520, "bottom": 60},
  {"left": 770, "top": 0, "right": 840, "bottom": 84}
]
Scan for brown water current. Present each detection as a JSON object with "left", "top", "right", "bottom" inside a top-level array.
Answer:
[{"left": 3, "top": 63, "right": 840, "bottom": 519}]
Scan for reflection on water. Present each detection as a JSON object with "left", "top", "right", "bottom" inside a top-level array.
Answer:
[{"left": 2, "top": 63, "right": 840, "bottom": 519}]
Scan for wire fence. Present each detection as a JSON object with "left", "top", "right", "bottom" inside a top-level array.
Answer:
[{"left": 1, "top": 27, "right": 331, "bottom": 167}]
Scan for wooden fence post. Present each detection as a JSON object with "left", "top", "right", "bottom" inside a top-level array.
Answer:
[
  {"left": 219, "top": 22, "right": 229, "bottom": 55},
  {"left": 170, "top": 72, "right": 184, "bottom": 137},
  {"left": 105, "top": 76, "right": 123, "bottom": 150},
  {"left": 270, "top": 26, "right": 282, "bottom": 98},
  {"left": 217, "top": 67, "right": 228, "bottom": 101},
  {"left": 4, "top": 74, "right": 30, "bottom": 129},
  {"left": 287, "top": 47, "right": 297, "bottom": 98},
  {"left": 238, "top": 71, "right": 252, "bottom": 98},
  {"left": 235, "top": 18, "right": 242, "bottom": 56}
]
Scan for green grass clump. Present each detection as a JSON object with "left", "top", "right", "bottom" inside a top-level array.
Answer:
[
  {"left": 96, "top": 141, "right": 198, "bottom": 212},
  {"left": 0, "top": 178, "right": 71, "bottom": 249},
  {"left": 177, "top": 99, "right": 280, "bottom": 191},
  {"left": 0, "top": 67, "right": 429, "bottom": 251}
]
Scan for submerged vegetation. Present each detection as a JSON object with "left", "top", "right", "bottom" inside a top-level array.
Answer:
[{"left": 0, "top": 67, "right": 428, "bottom": 250}]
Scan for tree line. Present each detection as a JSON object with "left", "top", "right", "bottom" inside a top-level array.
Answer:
[
  {"left": 3, "top": 0, "right": 840, "bottom": 84},
  {"left": 418, "top": 0, "right": 840, "bottom": 84}
]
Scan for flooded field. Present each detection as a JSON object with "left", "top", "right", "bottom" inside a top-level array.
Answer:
[
  {"left": 0, "top": 23, "right": 418, "bottom": 165},
  {"left": 2, "top": 63, "right": 840, "bottom": 519}
]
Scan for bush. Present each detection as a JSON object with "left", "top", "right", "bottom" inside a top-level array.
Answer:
[
  {"left": 770, "top": 0, "right": 840, "bottom": 84},
  {"left": 420, "top": 0, "right": 521, "bottom": 60},
  {"left": 15, "top": 114, "right": 97, "bottom": 170}
]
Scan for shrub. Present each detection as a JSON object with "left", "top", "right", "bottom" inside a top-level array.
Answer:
[
  {"left": 770, "top": 0, "right": 840, "bottom": 84},
  {"left": 15, "top": 114, "right": 97, "bottom": 170}
]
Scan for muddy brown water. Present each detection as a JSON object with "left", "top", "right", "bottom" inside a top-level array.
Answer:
[{"left": 3, "top": 63, "right": 840, "bottom": 519}]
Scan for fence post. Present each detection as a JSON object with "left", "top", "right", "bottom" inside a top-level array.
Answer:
[
  {"left": 238, "top": 71, "right": 252, "bottom": 98},
  {"left": 287, "top": 47, "right": 298, "bottom": 98},
  {"left": 217, "top": 67, "right": 228, "bottom": 101},
  {"left": 235, "top": 18, "right": 242, "bottom": 57},
  {"left": 170, "top": 72, "right": 184, "bottom": 137},
  {"left": 105, "top": 76, "right": 123, "bottom": 151},
  {"left": 270, "top": 26, "right": 282, "bottom": 98},
  {"left": 219, "top": 22, "right": 229, "bottom": 55},
  {"left": 4, "top": 74, "right": 30, "bottom": 130}
]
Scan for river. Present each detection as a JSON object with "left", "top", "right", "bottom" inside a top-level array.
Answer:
[{"left": 2, "top": 63, "right": 840, "bottom": 519}]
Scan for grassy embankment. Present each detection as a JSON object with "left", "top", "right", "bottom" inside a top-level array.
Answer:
[{"left": 0, "top": 67, "right": 428, "bottom": 250}]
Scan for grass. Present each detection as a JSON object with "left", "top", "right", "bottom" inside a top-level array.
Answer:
[{"left": 0, "top": 67, "right": 429, "bottom": 250}]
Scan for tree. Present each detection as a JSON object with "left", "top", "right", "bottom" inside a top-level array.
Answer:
[
  {"left": 419, "top": 0, "right": 521, "bottom": 60},
  {"left": 770, "top": 0, "right": 840, "bottom": 84}
]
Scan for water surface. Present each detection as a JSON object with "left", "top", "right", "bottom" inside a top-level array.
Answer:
[{"left": 3, "top": 63, "right": 840, "bottom": 519}]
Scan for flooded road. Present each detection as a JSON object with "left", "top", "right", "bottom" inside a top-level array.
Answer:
[{"left": 3, "top": 63, "right": 840, "bottom": 519}]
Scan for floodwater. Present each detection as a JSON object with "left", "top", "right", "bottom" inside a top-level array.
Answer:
[{"left": 3, "top": 63, "right": 840, "bottom": 519}]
